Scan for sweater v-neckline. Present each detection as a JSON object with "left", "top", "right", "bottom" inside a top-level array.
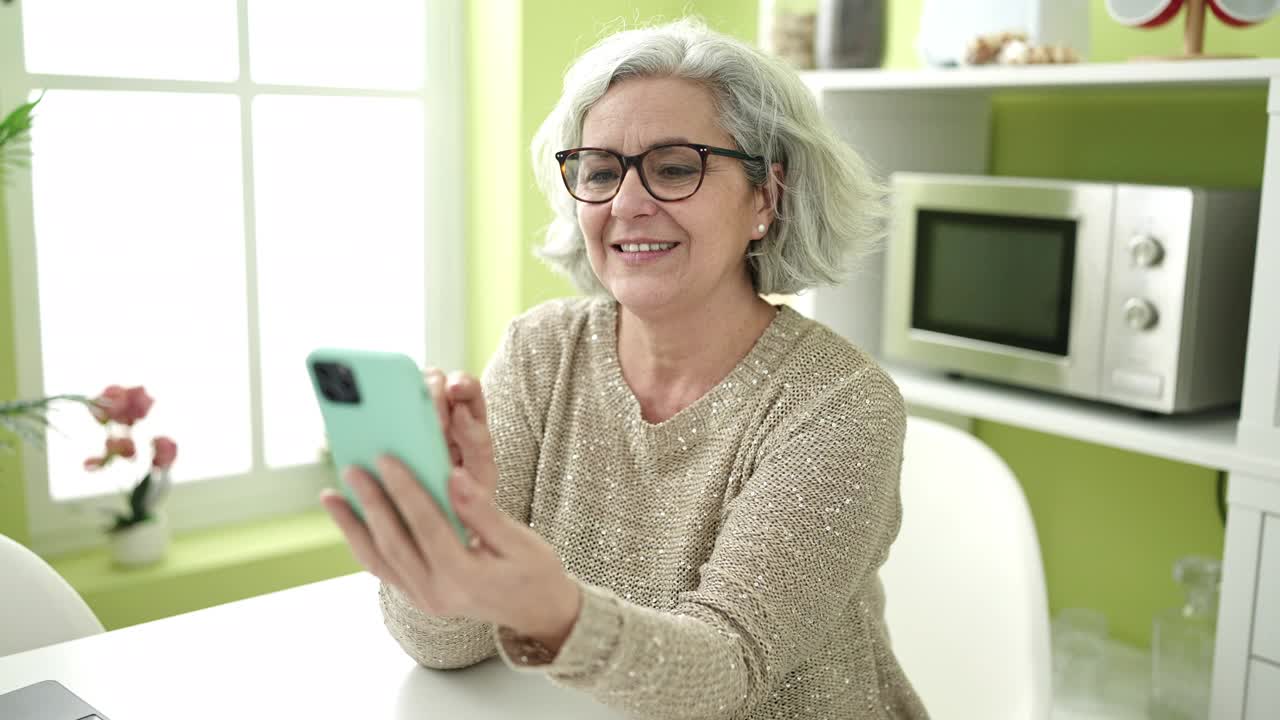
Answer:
[{"left": 589, "top": 299, "right": 801, "bottom": 452}]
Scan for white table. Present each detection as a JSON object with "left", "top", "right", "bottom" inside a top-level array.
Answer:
[{"left": 0, "top": 572, "right": 624, "bottom": 719}]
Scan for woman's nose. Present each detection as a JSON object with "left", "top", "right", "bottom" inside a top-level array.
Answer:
[{"left": 611, "top": 165, "right": 657, "bottom": 218}]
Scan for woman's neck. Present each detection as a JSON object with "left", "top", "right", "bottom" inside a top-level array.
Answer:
[{"left": 616, "top": 284, "right": 776, "bottom": 423}]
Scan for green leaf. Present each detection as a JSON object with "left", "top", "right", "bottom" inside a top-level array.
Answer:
[
  {"left": 0, "top": 394, "right": 92, "bottom": 416},
  {"left": 0, "top": 92, "right": 45, "bottom": 180},
  {"left": 110, "top": 512, "right": 132, "bottom": 533},
  {"left": 0, "top": 415, "right": 47, "bottom": 449},
  {"left": 128, "top": 473, "right": 152, "bottom": 523},
  {"left": 0, "top": 93, "right": 42, "bottom": 146},
  {"left": 0, "top": 394, "right": 95, "bottom": 451}
]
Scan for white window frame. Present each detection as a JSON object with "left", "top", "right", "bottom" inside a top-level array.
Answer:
[{"left": 1, "top": 0, "right": 466, "bottom": 556}]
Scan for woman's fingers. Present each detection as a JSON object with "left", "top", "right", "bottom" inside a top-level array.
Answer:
[
  {"left": 445, "top": 372, "right": 487, "bottom": 425},
  {"left": 375, "top": 455, "right": 471, "bottom": 576},
  {"left": 452, "top": 405, "right": 498, "bottom": 494},
  {"left": 428, "top": 367, "right": 466, "bottom": 466},
  {"left": 423, "top": 367, "right": 451, "bottom": 437},
  {"left": 449, "top": 467, "right": 515, "bottom": 556},
  {"left": 319, "top": 488, "right": 403, "bottom": 587},
  {"left": 344, "top": 464, "right": 433, "bottom": 595}
]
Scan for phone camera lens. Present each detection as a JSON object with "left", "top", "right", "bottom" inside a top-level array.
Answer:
[{"left": 314, "top": 361, "right": 361, "bottom": 404}]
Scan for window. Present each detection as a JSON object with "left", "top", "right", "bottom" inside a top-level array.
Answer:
[{"left": 1, "top": 0, "right": 465, "bottom": 555}]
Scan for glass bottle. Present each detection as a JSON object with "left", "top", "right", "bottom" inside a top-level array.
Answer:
[{"left": 1149, "top": 555, "right": 1222, "bottom": 720}]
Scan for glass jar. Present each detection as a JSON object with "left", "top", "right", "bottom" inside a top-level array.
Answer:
[
  {"left": 759, "top": 0, "right": 818, "bottom": 69},
  {"left": 1149, "top": 555, "right": 1222, "bottom": 720}
]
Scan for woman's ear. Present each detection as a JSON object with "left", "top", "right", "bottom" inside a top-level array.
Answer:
[{"left": 754, "top": 162, "right": 785, "bottom": 232}]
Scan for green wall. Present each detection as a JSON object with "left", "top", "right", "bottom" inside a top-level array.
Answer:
[{"left": 0, "top": 197, "right": 28, "bottom": 545}]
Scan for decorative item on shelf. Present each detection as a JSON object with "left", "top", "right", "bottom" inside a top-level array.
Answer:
[
  {"left": 814, "top": 0, "right": 885, "bottom": 69},
  {"left": 964, "top": 30, "right": 1081, "bottom": 66},
  {"left": 1149, "top": 555, "right": 1221, "bottom": 720},
  {"left": 917, "top": 0, "right": 1089, "bottom": 68},
  {"left": 81, "top": 385, "right": 179, "bottom": 568},
  {"left": 759, "top": 0, "right": 818, "bottom": 69},
  {"left": 1106, "top": 0, "right": 1279, "bottom": 59}
]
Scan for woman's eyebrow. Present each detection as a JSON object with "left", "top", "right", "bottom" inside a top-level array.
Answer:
[
  {"left": 582, "top": 137, "right": 693, "bottom": 153},
  {"left": 647, "top": 136, "right": 691, "bottom": 147}
]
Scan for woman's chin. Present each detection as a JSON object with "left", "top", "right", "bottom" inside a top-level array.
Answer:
[{"left": 606, "top": 280, "right": 683, "bottom": 315}]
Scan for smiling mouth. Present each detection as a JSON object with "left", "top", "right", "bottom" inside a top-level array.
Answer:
[{"left": 611, "top": 242, "right": 679, "bottom": 253}]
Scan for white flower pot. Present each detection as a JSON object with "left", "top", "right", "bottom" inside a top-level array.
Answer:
[{"left": 109, "top": 513, "right": 169, "bottom": 567}]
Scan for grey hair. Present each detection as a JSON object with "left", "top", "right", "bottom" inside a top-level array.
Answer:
[{"left": 530, "top": 18, "right": 886, "bottom": 296}]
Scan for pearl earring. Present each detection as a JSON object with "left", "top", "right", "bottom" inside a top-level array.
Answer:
[{"left": 757, "top": 223, "right": 767, "bottom": 234}]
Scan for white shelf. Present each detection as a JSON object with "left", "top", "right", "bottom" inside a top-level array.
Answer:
[
  {"left": 887, "top": 363, "right": 1280, "bottom": 478},
  {"left": 801, "top": 58, "right": 1280, "bottom": 93}
]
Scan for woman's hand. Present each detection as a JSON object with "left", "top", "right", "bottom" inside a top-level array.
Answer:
[{"left": 320, "top": 459, "right": 581, "bottom": 653}]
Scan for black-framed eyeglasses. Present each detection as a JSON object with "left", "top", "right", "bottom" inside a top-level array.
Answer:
[{"left": 554, "top": 143, "right": 764, "bottom": 203}]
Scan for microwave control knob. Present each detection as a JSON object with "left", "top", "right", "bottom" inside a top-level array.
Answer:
[
  {"left": 1128, "top": 234, "right": 1165, "bottom": 267},
  {"left": 1123, "top": 298, "right": 1158, "bottom": 331}
]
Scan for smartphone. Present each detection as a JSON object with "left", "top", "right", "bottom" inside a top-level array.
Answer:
[{"left": 306, "top": 348, "right": 465, "bottom": 541}]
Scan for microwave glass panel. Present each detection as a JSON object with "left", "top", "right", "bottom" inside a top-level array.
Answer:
[{"left": 912, "top": 209, "right": 1076, "bottom": 356}]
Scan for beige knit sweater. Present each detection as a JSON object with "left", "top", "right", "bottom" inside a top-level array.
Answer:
[{"left": 379, "top": 297, "right": 928, "bottom": 719}]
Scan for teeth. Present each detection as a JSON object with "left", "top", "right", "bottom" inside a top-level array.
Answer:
[{"left": 619, "top": 242, "right": 675, "bottom": 253}]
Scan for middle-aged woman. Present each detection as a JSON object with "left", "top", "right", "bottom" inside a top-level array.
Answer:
[{"left": 321, "top": 18, "right": 929, "bottom": 720}]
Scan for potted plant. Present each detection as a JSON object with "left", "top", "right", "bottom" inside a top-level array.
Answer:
[
  {"left": 81, "top": 385, "right": 178, "bottom": 567},
  {"left": 1, "top": 385, "right": 178, "bottom": 566}
]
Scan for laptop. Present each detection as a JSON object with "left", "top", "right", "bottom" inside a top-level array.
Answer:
[{"left": 0, "top": 680, "right": 111, "bottom": 720}]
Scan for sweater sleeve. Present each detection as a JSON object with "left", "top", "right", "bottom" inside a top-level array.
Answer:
[
  {"left": 380, "top": 321, "right": 543, "bottom": 669},
  {"left": 496, "top": 366, "right": 907, "bottom": 719}
]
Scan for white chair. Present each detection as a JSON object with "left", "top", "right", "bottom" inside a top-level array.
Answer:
[
  {"left": 0, "top": 533, "right": 104, "bottom": 656},
  {"left": 881, "top": 416, "right": 1052, "bottom": 719}
]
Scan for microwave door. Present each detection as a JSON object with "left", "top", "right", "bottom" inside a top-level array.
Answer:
[
  {"left": 887, "top": 180, "right": 1115, "bottom": 401},
  {"left": 911, "top": 209, "right": 1076, "bottom": 357}
]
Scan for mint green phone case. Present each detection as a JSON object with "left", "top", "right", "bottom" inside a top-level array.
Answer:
[{"left": 306, "top": 348, "right": 465, "bottom": 541}]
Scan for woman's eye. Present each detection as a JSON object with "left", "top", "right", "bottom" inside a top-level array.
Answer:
[
  {"left": 655, "top": 163, "right": 699, "bottom": 179},
  {"left": 585, "top": 168, "right": 619, "bottom": 185}
]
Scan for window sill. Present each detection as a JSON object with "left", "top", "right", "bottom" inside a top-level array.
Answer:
[{"left": 49, "top": 508, "right": 360, "bottom": 630}]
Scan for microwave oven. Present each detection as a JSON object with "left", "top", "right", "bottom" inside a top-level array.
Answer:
[{"left": 883, "top": 173, "right": 1261, "bottom": 414}]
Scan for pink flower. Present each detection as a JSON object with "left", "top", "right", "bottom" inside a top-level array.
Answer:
[
  {"left": 89, "top": 385, "right": 126, "bottom": 424},
  {"left": 83, "top": 436, "right": 136, "bottom": 470},
  {"left": 90, "top": 385, "right": 153, "bottom": 426},
  {"left": 151, "top": 436, "right": 177, "bottom": 470}
]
